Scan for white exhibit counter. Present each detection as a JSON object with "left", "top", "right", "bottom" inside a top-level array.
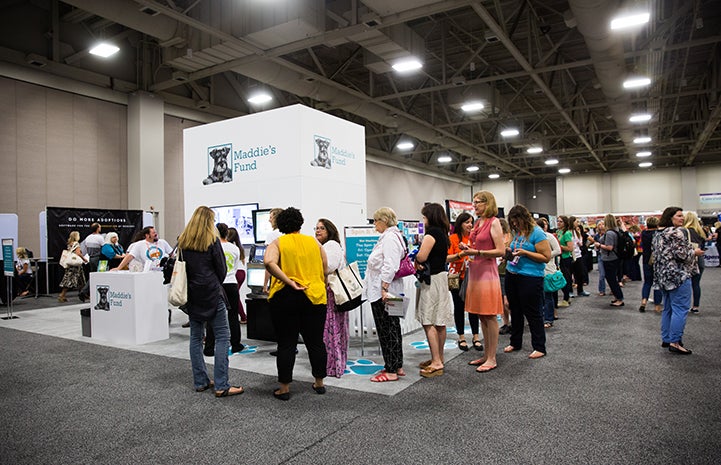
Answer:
[{"left": 89, "top": 271, "right": 169, "bottom": 345}]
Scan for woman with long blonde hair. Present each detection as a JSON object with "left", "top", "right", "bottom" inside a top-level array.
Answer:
[
  {"left": 58, "top": 231, "right": 88, "bottom": 302},
  {"left": 683, "top": 211, "right": 707, "bottom": 313},
  {"left": 179, "top": 206, "right": 243, "bottom": 398}
]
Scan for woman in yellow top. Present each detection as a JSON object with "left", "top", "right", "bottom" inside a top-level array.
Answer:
[{"left": 264, "top": 207, "right": 328, "bottom": 401}]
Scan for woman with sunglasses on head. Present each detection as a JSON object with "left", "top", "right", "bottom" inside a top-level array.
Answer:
[
  {"left": 447, "top": 212, "right": 481, "bottom": 352},
  {"left": 459, "top": 191, "right": 506, "bottom": 373}
]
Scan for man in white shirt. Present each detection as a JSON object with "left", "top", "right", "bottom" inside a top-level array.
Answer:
[
  {"left": 112, "top": 226, "right": 173, "bottom": 271},
  {"left": 82, "top": 223, "right": 105, "bottom": 272}
]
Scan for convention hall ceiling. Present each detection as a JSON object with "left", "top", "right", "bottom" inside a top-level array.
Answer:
[{"left": 1, "top": 0, "right": 720, "bottom": 181}]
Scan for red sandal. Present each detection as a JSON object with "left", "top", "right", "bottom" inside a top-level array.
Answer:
[{"left": 370, "top": 372, "right": 398, "bottom": 382}]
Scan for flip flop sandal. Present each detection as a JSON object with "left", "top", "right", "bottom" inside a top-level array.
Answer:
[
  {"left": 215, "top": 386, "right": 244, "bottom": 397},
  {"left": 370, "top": 372, "right": 398, "bottom": 382},
  {"left": 380, "top": 369, "right": 405, "bottom": 376},
  {"left": 476, "top": 364, "right": 497, "bottom": 373}
]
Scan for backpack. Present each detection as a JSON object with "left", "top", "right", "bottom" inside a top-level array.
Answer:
[{"left": 614, "top": 230, "right": 636, "bottom": 259}]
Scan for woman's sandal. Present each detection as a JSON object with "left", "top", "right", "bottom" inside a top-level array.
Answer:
[
  {"left": 544, "top": 322, "right": 553, "bottom": 329},
  {"left": 380, "top": 369, "right": 405, "bottom": 376},
  {"left": 457, "top": 340, "right": 469, "bottom": 351},
  {"left": 503, "top": 345, "right": 520, "bottom": 353},
  {"left": 476, "top": 364, "right": 497, "bottom": 373},
  {"left": 468, "top": 358, "right": 487, "bottom": 366},
  {"left": 195, "top": 381, "right": 215, "bottom": 392},
  {"left": 472, "top": 340, "right": 483, "bottom": 351},
  {"left": 370, "top": 372, "right": 398, "bottom": 382},
  {"left": 418, "top": 360, "right": 432, "bottom": 369},
  {"left": 419, "top": 366, "right": 444, "bottom": 378},
  {"left": 528, "top": 350, "right": 545, "bottom": 359},
  {"left": 215, "top": 386, "right": 244, "bottom": 397}
]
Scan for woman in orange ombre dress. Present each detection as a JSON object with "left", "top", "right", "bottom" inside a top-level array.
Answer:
[{"left": 460, "top": 191, "right": 506, "bottom": 373}]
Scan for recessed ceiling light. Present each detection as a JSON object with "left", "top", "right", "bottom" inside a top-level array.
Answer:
[
  {"left": 396, "top": 141, "right": 414, "bottom": 150},
  {"left": 558, "top": 168, "right": 571, "bottom": 174},
  {"left": 527, "top": 147, "right": 543, "bottom": 154},
  {"left": 545, "top": 158, "right": 559, "bottom": 165},
  {"left": 629, "top": 113, "right": 652, "bottom": 123},
  {"left": 500, "top": 128, "right": 520, "bottom": 137},
  {"left": 392, "top": 58, "right": 423, "bottom": 73},
  {"left": 488, "top": 173, "right": 500, "bottom": 179},
  {"left": 461, "top": 101, "right": 485, "bottom": 112},
  {"left": 636, "top": 151, "right": 652, "bottom": 157},
  {"left": 610, "top": 12, "right": 650, "bottom": 30},
  {"left": 466, "top": 165, "right": 480, "bottom": 172},
  {"left": 623, "top": 77, "right": 651, "bottom": 89},
  {"left": 633, "top": 136, "right": 652, "bottom": 144},
  {"left": 639, "top": 162, "right": 653, "bottom": 168},
  {"left": 437, "top": 155, "right": 452, "bottom": 163},
  {"left": 247, "top": 91, "right": 272, "bottom": 104},
  {"left": 89, "top": 43, "right": 119, "bottom": 58}
]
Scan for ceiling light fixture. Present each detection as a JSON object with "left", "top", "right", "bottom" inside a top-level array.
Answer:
[
  {"left": 623, "top": 76, "right": 652, "bottom": 89},
  {"left": 545, "top": 158, "right": 559, "bottom": 165},
  {"left": 466, "top": 165, "right": 480, "bottom": 172},
  {"left": 558, "top": 168, "right": 571, "bottom": 174},
  {"left": 488, "top": 173, "right": 500, "bottom": 179},
  {"left": 610, "top": 12, "right": 650, "bottom": 30},
  {"left": 247, "top": 91, "right": 272, "bottom": 105},
  {"left": 396, "top": 141, "right": 415, "bottom": 150},
  {"left": 636, "top": 151, "right": 652, "bottom": 157},
  {"left": 461, "top": 101, "right": 485, "bottom": 112},
  {"left": 89, "top": 43, "right": 119, "bottom": 58},
  {"left": 639, "top": 162, "right": 653, "bottom": 168},
  {"left": 392, "top": 58, "right": 423, "bottom": 73},
  {"left": 629, "top": 113, "right": 652, "bottom": 123},
  {"left": 437, "top": 155, "right": 452, "bottom": 163},
  {"left": 500, "top": 128, "right": 520, "bottom": 137},
  {"left": 527, "top": 147, "right": 543, "bottom": 154},
  {"left": 633, "top": 136, "right": 652, "bottom": 144}
]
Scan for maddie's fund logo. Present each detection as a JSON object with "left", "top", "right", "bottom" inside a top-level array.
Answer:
[
  {"left": 310, "top": 135, "right": 357, "bottom": 169},
  {"left": 94, "top": 285, "right": 132, "bottom": 310},
  {"left": 203, "top": 144, "right": 233, "bottom": 185}
]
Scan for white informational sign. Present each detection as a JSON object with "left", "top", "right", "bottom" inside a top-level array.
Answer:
[
  {"left": 183, "top": 104, "right": 367, "bottom": 237},
  {"left": 699, "top": 193, "right": 721, "bottom": 205}
]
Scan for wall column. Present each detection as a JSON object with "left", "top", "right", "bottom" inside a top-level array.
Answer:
[
  {"left": 680, "top": 166, "right": 698, "bottom": 211},
  {"left": 127, "top": 92, "right": 164, "bottom": 235}
]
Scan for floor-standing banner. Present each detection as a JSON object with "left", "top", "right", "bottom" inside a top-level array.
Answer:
[{"left": 45, "top": 207, "right": 143, "bottom": 261}]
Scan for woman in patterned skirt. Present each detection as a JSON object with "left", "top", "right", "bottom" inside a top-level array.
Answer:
[
  {"left": 58, "top": 231, "right": 88, "bottom": 302},
  {"left": 315, "top": 218, "right": 349, "bottom": 378}
]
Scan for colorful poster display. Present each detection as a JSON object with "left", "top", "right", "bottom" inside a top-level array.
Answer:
[
  {"left": 2, "top": 238, "right": 13, "bottom": 277},
  {"left": 344, "top": 226, "right": 380, "bottom": 279}
]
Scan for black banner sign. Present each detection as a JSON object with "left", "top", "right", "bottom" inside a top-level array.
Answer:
[{"left": 46, "top": 207, "right": 143, "bottom": 260}]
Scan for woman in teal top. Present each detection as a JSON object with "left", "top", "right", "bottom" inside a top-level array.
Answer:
[
  {"left": 556, "top": 215, "right": 574, "bottom": 306},
  {"left": 504, "top": 205, "right": 551, "bottom": 360}
]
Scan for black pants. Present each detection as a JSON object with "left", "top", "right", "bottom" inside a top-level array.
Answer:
[
  {"left": 559, "top": 257, "right": 573, "bottom": 301},
  {"left": 451, "top": 288, "right": 479, "bottom": 335},
  {"left": 206, "top": 283, "right": 243, "bottom": 351},
  {"left": 371, "top": 299, "right": 403, "bottom": 373},
  {"left": 571, "top": 258, "right": 586, "bottom": 294},
  {"left": 269, "top": 286, "right": 327, "bottom": 384},
  {"left": 603, "top": 259, "right": 624, "bottom": 301},
  {"left": 505, "top": 272, "right": 546, "bottom": 353}
]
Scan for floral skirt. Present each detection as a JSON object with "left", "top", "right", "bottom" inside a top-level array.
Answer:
[
  {"left": 323, "top": 287, "right": 349, "bottom": 378},
  {"left": 59, "top": 266, "right": 86, "bottom": 290}
]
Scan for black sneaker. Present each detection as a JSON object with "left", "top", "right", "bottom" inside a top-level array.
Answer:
[{"left": 203, "top": 347, "right": 215, "bottom": 357}]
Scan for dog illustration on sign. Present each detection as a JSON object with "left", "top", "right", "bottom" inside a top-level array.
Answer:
[
  {"left": 310, "top": 137, "right": 332, "bottom": 169},
  {"left": 203, "top": 145, "right": 233, "bottom": 185}
]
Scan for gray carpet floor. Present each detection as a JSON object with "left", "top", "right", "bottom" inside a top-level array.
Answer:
[{"left": 1, "top": 267, "right": 720, "bottom": 465}]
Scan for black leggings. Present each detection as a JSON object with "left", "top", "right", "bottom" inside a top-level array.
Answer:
[
  {"left": 451, "top": 288, "right": 479, "bottom": 335},
  {"left": 571, "top": 258, "right": 586, "bottom": 294}
]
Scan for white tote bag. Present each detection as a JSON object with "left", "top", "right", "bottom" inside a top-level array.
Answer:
[
  {"left": 168, "top": 250, "right": 188, "bottom": 307},
  {"left": 327, "top": 261, "right": 364, "bottom": 312}
]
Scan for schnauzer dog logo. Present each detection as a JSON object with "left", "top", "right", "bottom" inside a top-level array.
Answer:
[
  {"left": 203, "top": 144, "right": 233, "bottom": 185},
  {"left": 310, "top": 136, "right": 332, "bottom": 169},
  {"left": 94, "top": 285, "right": 111, "bottom": 311}
]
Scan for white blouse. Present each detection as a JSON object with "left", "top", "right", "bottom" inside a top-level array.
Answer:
[
  {"left": 363, "top": 226, "right": 405, "bottom": 303},
  {"left": 322, "top": 240, "right": 344, "bottom": 274}
]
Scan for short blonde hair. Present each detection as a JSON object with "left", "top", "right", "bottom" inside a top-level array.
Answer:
[
  {"left": 473, "top": 190, "right": 499, "bottom": 218},
  {"left": 67, "top": 231, "right": 80, "bottom": 246},
  {"left": 373, "top": 207, "right": 398, "bottom": 227},
  {"left": 16, "top": 247, "right": 28, "bottom": 259}
]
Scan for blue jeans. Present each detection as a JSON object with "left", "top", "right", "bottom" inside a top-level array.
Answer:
[
  {"left": 660, "top": 280, "right": 692, "bottom": 344},
  {"left": 596, "top": 258, "right": 606, "bottom": 293},
  {"left": 189, "top": 299, "right": 230, "bottom": 391},
  {"left": 641, "top": 262, "right": 662, "bottom": 304},
  {"left": 690, "top": 262, "right": 704, "bottom": 308},
  {"left": 542, "top": 291, "right": 555, "bottom": 324}
]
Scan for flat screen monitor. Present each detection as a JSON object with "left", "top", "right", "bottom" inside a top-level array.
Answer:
[
  {"left": 246, "top": 264, "right": 265, "bottom": 293},
  {"left": 250, "top": 244, "right": 266, "bottom": 263},
  {"left": 253, "top": 209, "right": 273, "bottom": 243},
  {"left": 210, "top": 203, "right": 258, "bottom": 244}
]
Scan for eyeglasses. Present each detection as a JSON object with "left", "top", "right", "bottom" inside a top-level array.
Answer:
[{"left": 472, "top": 200, "right": 487, "bottom": 205}]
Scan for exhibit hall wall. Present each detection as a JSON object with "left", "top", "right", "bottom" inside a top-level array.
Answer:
[
  {"left": 366, "top": 161, "right": 472, "bottom": 222},
  {"left": 183, "top": 104, "right": 367, "bottom": 236},
  {"left": 0, "top": 77, "right": 128, "bottom": 254}
]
